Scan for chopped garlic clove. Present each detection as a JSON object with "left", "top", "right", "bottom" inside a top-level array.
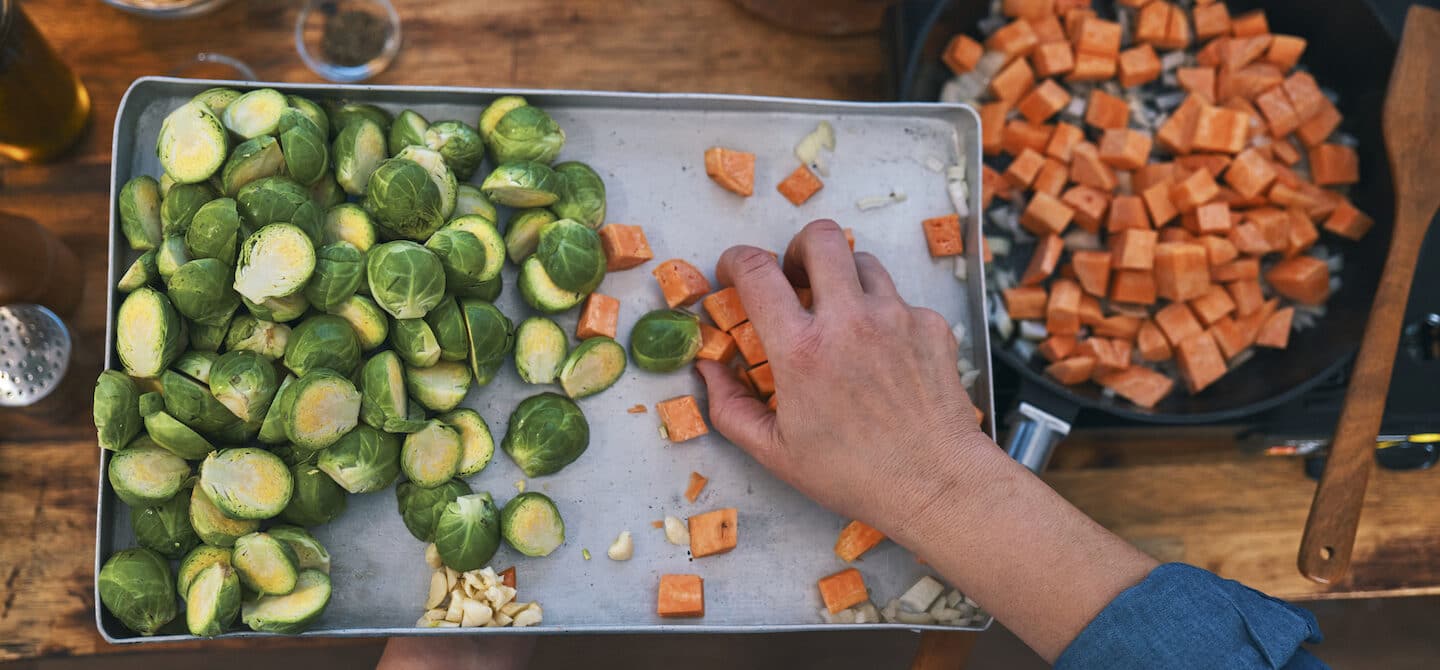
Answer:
[
  {"left": 426, "top": 571, "right": 449, "bottom": 609},
  {"left": 835, "top": 609, "right": 857, "bottom": 624},
  {"left": 607, "top": 530, "right": 634, "bottom": 561},
  {"left": 445, "top": 595, "right": 466, "bottom": 623},
  {"left": 461, "top": 600, "right": 493, "bottom": 627},
  {"left": 493, "top": 612, "right": 513, "bottom": 627},
  {"left": 499, "top": 601, "right": 526, "bottom": 618},
  {"left": 432, "top": 620, "right": 460, "bottom": 628},
  {"left": 443, "top": 566, "right": 458, "bottom": 592},
  {"left": 899, "top": 576, "right": 947, "bottom": 613},
  {"left": 512, "top": 605, "right": 543, "bottom": 628},
  {"left": 424, "top": 544, "right": 442, "bottom": 569},
  {"left": 663, "top": 515, "right": 690, "bottom": 546},
  {"left": 423, "top": 608, "right": 447, "bottom": 622},
  {"left": 478, "top": 567, "right": 499, "bottom": 589},
  {"left": 895, "top": 610, "right": 936, "bottom": 625}
]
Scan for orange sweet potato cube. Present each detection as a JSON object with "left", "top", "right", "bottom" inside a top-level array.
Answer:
[
  {"left": 1021, "top": 234, "right": 1065, "bottom": 286},
  {"left": 1118, "top": 44, "right": 1162, "bottom": 88},
  {"left": 1308, "top": 143, "right": 1359, "bottom": 186},
  {"left": 1170, "top": 168, "right": 1220, "bottom": 213},
  {"left": 1028, "top": 13, "right": 1068, "bottom": 43},
  {"left": 776, "top": 164, "right": 823, "bottom": 205},
  {"left": 1141, "top": 181, "right": 1179, "bottom": 227},
  {"left": 1159, "top": 226, "right": 1196, "bottom": 243},
  {"left": 922, "top": 214, "right": 965, "bottom": 257},
  {"left": 1021, "top": 191, "right": 1075, "bottom": 236},
  {"left": 599, "top": 223, "right": 655, "bottom": 271},
  {"left": 990, "top": 57, "right": 1037, "bottom": 102},
  {"left": 987, "top": 18, "right": 1040, "bottom": 60},
  {"left": 704, "top": 147, "right": 755, "bottom": 196},
  {"left": 1249, "top": 207, "right": 1290, "bottom": 250},
  {"left": 1221, "top": 35, "right": 1272, "bottom": 72},
  {"left": 943, "top": 34, "right": 984, "bottom": 75},
  {"left": 653, "top": 259, "right": 712, "bottom": 308},
  {"left": 1154, "top": 242, "right": 1212, "bottom": 301},
  {"left": 702, "top": 287, "right": 749, "bottom": 332},
  {"left": 1040, "top": 334, "right": 1080, "bottom": 362},
  {"left": 1285, "top": 208, "right": 1320, "bottom": 257},
  {"left": 658, "top": 395, "right": 709, "bottom": 443},
  {"left": 1197, "top": 36, "right": 1227, "bottom": 68},
  {"left": 1154, "top": 302, "right": 1203, "bottom": 347},
  {"left": 1134, "top": 162, "right": 1178, "bottom": 192},
  {"left": 1018, "top": 79, "right": 1072, "bottom": 125},
  {"left": 1230, "top": 9, "right": 1269, "bottom": 37},
  {"left": 1191, "top": 105, "right": 1249, "bottom": 154},
  {"left": 1078, "top": 294, "right": 1103, "bottom": 325},
  {"left": 1252, "top": 88, "right": 1299, "bottom": 138},
  {"left": 1264, "top": 34, "right": 1307, "bottom": 71},
  {"left": 1227, "top": 279, "right": 1266, "bottom": 316},
  {"left": 1106, "top": 195, "right": 1151, "bottom": 233},
  {"left": 1002, "top": 120, "right": 1055, "bottom": 157},
  {"left": 1085, "top": 89, "right": 1131, "bottom": 130},
  {"left": 748, "top": 362, "right": 775, "bottom": 396},
  {"left": 657, "top": 574, "right": 705, "bottom": 617},
  {"left": 1137, "top": 320, "right": 1173, "bottom": 361},
  {"left": 1110, "top": 229, "right": 1158, "bottom": 270},
  {"left": 696, "top": 323, "right": 739, "bottom": 363},
  {"left": 1071, "top": 142, "right": 1118, "bottom": 191},
  {"left": 981, "top": 164, "right": 1006, "bottom": 209},
  {"left": 1282, "top": 72, "right": 1327, "bottom": 122},
  {"left": 1078, "top": 337, "right": 1130, "bottom": 374},
  {"left": 1098, "top": 128, "right": 1154, "bottom": 171},
  {"left": 1062, "top": 185, "right": 1110, "bottom": 233},
  {"left": 1272, "top": 138, "right": 1302, "bottom": 165},
  {"left": 1324, "top": 200, "right": 1374, "bottom": 241},
  {"left": 1219, "top": 64, "right": 1284, "bottom": 105},
  {"left": 1005, "top": 147, "right": 1048, "bottom": 188},
  {"left": 1157, "top": 95, "right": 1204, "bottom": 155},
  {"left": 1199, "top": 234, "right": 1239, "bottom": 266},
  {"left": 577, "top": 293, "right": 620, "bottom": 340},
  {"left": 1033, "top": 41, "right": 1076, "bottom": 78},
  {"left": 1177, "top": 153, "right": 1233, "bottom": 180},
  {"left": 1192, "top": 201, "right": 1233, "bottom": 235},
  {"left": 1296, "top": 100, "right": 1341, "bottom": 146},
  {"left": 817, "top": 568, "right": 869, "bottom": 614},
  {"left": 1033, "top": 158, "right": 1069, "bottom": 198},
  {"left": 1045, "top": 122, "right": 1085, "bottom": 162},
  {"left": 1223, "top": 147, "right": 1277, "bottom": 199},
  {"left": 1046, "top": 278, "right": 1083, "bottom": 336},
  {"left": 980, "top": 102, "right": 1009, "bottom": 156},
  {"left": 730, "top": 320, "right": 767, "bottom": 365},
  {"left": 1188, "top": 284, "right": 1237, "bottom": 326},
  {"left": 688, "top": 507, "right": 738, "bottom": 558},
  {"left": 834, "top": 519, "right": 887, "bottom": 562},
  {"left": 1095, "top": 366, "right": 1175, "bottom": 408},
  {"left": 1075, "top": 17, "right": 1122, "bottom": 56},
  {"left": 1046, "top": 356, "right": 1096, "bottom": 385},
  {"left": 1134, "top": 1, "right": 1169, "bottom": 44},
  {"left": 1094, "top": 314, "right": 1143, "bottom": 340},
  {"left": 1210, "top": 317, "right": 1253, "bottom": 360},
  {"left": 1110, "top": 269, "right": 1157, "bottom": 305},
  {"left": 1256, "top": 307, "right": 1294, "bottom": 348},
  {"left": 1192, "top": 1, "right": 1231, "bottom": 40},
  {"left": 1070, "top": 249, "right": 1112, "bottom": 297},
  {"left": 1212, "top": 258, "right": 1260, "bottom": 282},
  {"left": 1266, "top": 256, "right": 1329, "bottom": 305},
  {"left": 1176, "top": 331, "right": 1228, "bottom": 393},
  {"left": 1157, "top": 2, "right": 1193, "bottom": 50},
  {"left": 1068, "top": 52, "right": 1118, "bottom": 82},
  {"left": 1003, "top": 286, "right": 1048, "bottom": 320},
  {"left": 1177, "top": 67, "right": 1217, "bottom": 103}
]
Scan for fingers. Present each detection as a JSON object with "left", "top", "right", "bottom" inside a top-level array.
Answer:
[
  {"left": 854, "top": 252, "right": 900, "bottom": 298},
  {"left": 782, "top": 220, "right": 861, "bottom": 304},
  {"left": 716, "top": 245, "right": 805, "bottom": 337},
  {"left": 696, "top": 360, "right": 785, "bottom": 468}
]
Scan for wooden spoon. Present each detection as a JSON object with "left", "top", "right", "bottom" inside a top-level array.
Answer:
[{"left": 1299, "top": 5, "right": 1440, "bottom": 584}]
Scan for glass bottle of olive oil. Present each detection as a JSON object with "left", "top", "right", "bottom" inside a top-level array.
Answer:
[{"left": 0, "top": 0, "right": 90, "bottom": 163}]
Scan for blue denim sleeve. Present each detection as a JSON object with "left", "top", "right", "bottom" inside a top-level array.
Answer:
[{"left": 1054, "top": 563, "right": 1326, "bottom": 670}]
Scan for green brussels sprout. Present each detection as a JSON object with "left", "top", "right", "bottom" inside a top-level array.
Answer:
[
  {"left": 98, "top": 547, "right": 177, "bottom": 636},
  {"left": 186, "top": 197, "right": 242, "bottom": 264},
  {"left": 327, "top": 100, "right": 392, "bottom": 138},
  {"left": 518, "top": 255, "right": 584, "bottom": 314},
  {"left": 107, "top": 438, "right": 190, "bottom": 506},
  {"left": 162, "top": 369, "right": 242, "bottom": 437},
  {"left": 481, "top": 161, "right": 563, "bottom": 207},
  {"left": 321, "top": 203, "right": 378, "bottom": 253},
  {"left": 434, "top": 492, "right": 502, "bottom": 571},
  {"left": 486, "top": 105, "right": 565, "bottom": 165},
  {"left": 442, "top": 216, "right": 505, "bottom": 282},
  {"left": 209, "top": 350, "right": 280, "bottom": 423},
  {"left": 185, "top": 562, "right": 241, "bottom": 637},
  {"left": 267, "top": 525, "right": 331, "bottom": 573},
  {"left": 478, "top": 95, "right": 529, "bottom": 138},
  {"left": 328, "top": 294, "right": 388, "bottom": 350},
  {"left": 119, "top": 176, "right": 163, "bottom": 251},
  {"left": 423, "top": 297, "right": 468, "bottom": 362},
  {"left": 440, "top": 408, "right": 494, "bottom": 477},
  {"left": 241, "top": 291, "right": 310, "bottom": 323},
  {"left": 396, "top": 478, "right": 472, "bottom": 542},
  {"left": 391, "top": 318, "right": 442, "bottom": 368},
  {"left": 401, "top": 419, "right": 463, "bottom": 488},
  {"left": 452, "top": 184, "right": 498, "bottom": 224},
  {"left": 156, "top": 235, "right": 191, "bottom": 279},
  {"left": 365, "top": 241, "right": 446, "bottom": 318},
  {"left": 359, "top": 350, "right": 409, "bottom": 431},
  {"left": 95, "top": 370, "right": 143, "bottom": 451},
  {"left": 220, "top": 136, "right": 285, "bottom": 197},
  {"left": 167, "top": 258, "right": 240, "bottom": 327},
  {"left": 629, "top": 308, "right": 702, "bottom": 372},
  {"left": 236, "top": 176, "right": 322, "bottom": 241},
  {"left": 303, "top": 241, "right": 365, "bottom": 312},
  {"left": 280, "top": 370, "right": 362, "bottom": 450},
  {"left": 116, "top": 288, "right": 185, "bottom": 378},
  {"left": 405, "top": 360, "right": 471, "bottom": 412},
  {"left": 284, "top": 314, "right": 361, "bottom": 377},
  {"left": 318, "top": 424, "right": 401, "bottom": 494},
  {"left": 460, "top": 299, "right": 514, "bottom": 386},
  {"left": 157, "top": 100, "right": 228, "bottom": 185},
  {"left": 241, "top": 568, "right": 331, "bottom": 634},
  {"left": 309, "top": 172, "right": 346, "bottom": 209},
  {"left": 132, "top": 492, "right": 200, "bottom": 559},
  {"left": 189, "top": 318, "right": 230, "bottom": 353},
  {"left": 332, "top": 118, "right": 388, "bottom": 196},
  {"left": 233, "top": 223, "right": 316, "bottom": 304},
  {"left": 559, "top": 336, "right": 626, "bottom": 399},
  {"left": 280, "top": 464, "right": 348, "bottom": 527},
  {"left": 199, "top": 447, "right": 294, "bottom": 519},
  {"left": 177, "top": 544, "right": 233, "bottom": 599},
  {"left": 232, "top": 531, "right": 300, "bottom": 595},
  {"left": 286, "top": 94, "right": 329, "bottom": 138},
  {"left": 173, "top": 350, "right": 219, "bottom": 384},
  {"left": 225, "top": 314, "right": 291, "bottom": 360},
  {"left": 388, "top": 109, "right": 430, "bottom": 155},
  {"left": 504, "top": 208, "right": 558, "bottom": 263},
  {"left": 141, "top": 392, "right": 216, "bottom": 460},
  {"left": 551, "top": 161, "right": 607, "bottom": 229},
  {"left": 271, "top": 443, "right": 321, "bottom": 467},
  {"left": 257, "top": 374, "right": 295, "bottom": 444},
  {"left": 161, "top": 181, "right": 217, "bottom": 237},
  {"left": 193, "top": 87, "right": 242, "bottom": 115},
  {"left": 500, "top": 491, "right": 565, "bottom": 557},
  {"left": 222, "top": 88, "right": 287, "bottom": 139},
  {"left": 502, "top": 392, "right": 589, "bottom": 477},
  {"left": 536, "top": 218, "right": 606, "bottom": 293},
  {"left": 117, "top": 250, "right": 159, "bottom": 293},
  {"left": 425, "top": 120, "right": 486, "bottom": 180},
  {"left": 472, "top": 275, "right": 503, "bottom": 302},
  {"left": 424, "top": 228, "right": 490, "bottom": 297},
  {"left": 364, "top": 158, "right": 447, "bottom": 241},
  {"left": 159, "top": 173, "right": 176, "bottom": 198},
  {"left": 188, "top": 485, "right": 259, "bottom": 546},
  {"left": 278, "top": 107, "right": 330, "bottom": 186},
  {"left": 514, "top": 316, "right": 567, "bottom": 385}
]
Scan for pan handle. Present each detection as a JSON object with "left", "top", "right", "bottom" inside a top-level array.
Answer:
[{"left": 1005, "top": 402, "right": 1073, "bottom": 473}]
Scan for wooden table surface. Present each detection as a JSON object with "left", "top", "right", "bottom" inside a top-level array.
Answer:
[{"left": 2, "top": 0, "right": 1437, "bottom": 662}]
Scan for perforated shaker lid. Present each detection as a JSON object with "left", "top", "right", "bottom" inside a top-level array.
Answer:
[{"left": 0, "top": 304, "right": 72, "bottom": 407}]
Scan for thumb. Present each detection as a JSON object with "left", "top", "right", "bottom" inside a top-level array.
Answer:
[{"left": 696, "top": 360, "right": 784, "bottom": 467}]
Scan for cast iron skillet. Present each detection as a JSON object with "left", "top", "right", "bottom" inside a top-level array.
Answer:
[{"left": 898, "top": 0, "right": 1397, "bottom": 468}]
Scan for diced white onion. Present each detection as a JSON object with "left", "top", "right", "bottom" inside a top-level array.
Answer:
[
  {"left": 1019, "top": 320, "right": 1048, "bottom": 341},
  {"left": 975, "top": 50, "right": 1007, "bottom": 77},
  {"left": 1326, "top": 254, "right": 1344, "bottom": 273},
  {"left": 1063, "top": 230, "right": 1103, "bottom": 250},
  {"left": 856, "top": 195, "right": 893, "bottom": 211},
  {"left": 924, "top": 155, "right": 946, "bottom": 173},
  {"left": 1160, "top": 50, "right": 1187, "bottom": 72},
  {"left": 946, "top": 165, "right": 967, "bottom": 183},
  {"left": 986, "top": 236, "right": 1012, "bottom": 257},
  {"left": 960, "top": 369, "right": 981, "bottom": 389},
  {"left": 953, "top": 256, "right": 968, "bottom": 281},
  {"left": 939, "top": 78, "right": 966, "bottom": 104},
  {"left": 947, "top": 181, "right": 970, "bottom": 218}
]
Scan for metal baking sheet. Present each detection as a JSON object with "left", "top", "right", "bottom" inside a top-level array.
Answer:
[{"left": 98, "top": 77, "right": 993, "bottom": 641}]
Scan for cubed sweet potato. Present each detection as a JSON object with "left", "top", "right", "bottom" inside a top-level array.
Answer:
[
  {"left": 1110, "top": 228, "right": 1159, "bottom": 270},
  {"left": 1266, "top": 255, "right": 1329, "bottom": 305},
  {"left": 987, "top": 18, "right": 1040, "bottom": 60},
  {"left": 599, "top": 223, "right": 655, "bottom": 271},
  {"left": 1062, "top": 185, "right": 1111, "bottom": 233},
  {"left": 1225, "top": 279, "right": 1264, "bottom": 316},
  {"left": 1046, "top": 278, "right": 1083, "bottom": 336},
  {"left": 748, "top": 362, "right": 775, "bottom": 396},
  {"left": 1134, "top": 1, "right": 1169, "bottom": 45},
  {"left": 1212, "top": 258, "right": 1260, "bottom": 282},
  {"left": 1196, "top": 235, "right": 1238, "bottom": 268},
  {"left": 1095, "top": 366, "right": 1175, "bottom": 408},
  {"left": 1192, "top": 1, "right": 1231, "bottom": 40},
  {"left": 702, "top": 287, "right": 749, "bottom": 332},
  {"left": 1188, "top": 201, "right": 1232, "bottom": 236},
  {"left": 1323, "top": 199, "right": 1374, "bottom": 241},
  {"left": 1250, "top": 208, "right": 1290, "bottom": 250},
  {"left": 1004, "top": 286, "right": 1049, "bottom": 320},
  {"left": 1094, "top": 314, "right": 1144, "bottom": 340},
  {"left": 689, "top": 508, "right": 738, "bottom": 558},
  {"left": 1002, "top": 120, "right": 1055, "bottom": 157},
  {"left": 922, "top": 214, "right": 965, "bottom": 257},
  {"left": 1068, "top": 52, "right": 1118, "bottom": 82},
  {"left": 1154, "top": 302, "right": 1204, "bottom": 347},
  {"left": 1033, "top": 41, "right": 1076, "bottom": 78},
  {"left": 1118, "top": 43, "right": 1162, "bottom": 88},
  {"left": 1040, "top": 334, "right": 1080, "bottom": 362},
  {"left": 1079, "top": 337, "right": 1130, "bottom": 374},
  {"left": 1228, "top": 221, "right": 1270, "bottom": 256},
  {"left": 1045, "top": 122, "right": 1084, "bottom": 162},
  {"left": 1159, "top": 226, "right": 1196, "bottom": 243},
  {"left": 696, "top": 323, "right": 738, "bottom": 363},
  {"left": 1099, "top": 128, "right": 1154, "bottom": 171},
  {"left": 1284, "top": 208, "right": 1320, "bottom": 257},
  {"left": 658, "top": 395, "right": 709, "bottom": 443},
  {"left": 1209, "top": 316, "right": 1254, "bottom": 360},
  {"left": 704, "top": 146, "right": 756, "bottom": 196},
  {"left": 1021, "top": 234, "right": 1065, "bottom": 286},
  {"left": 653, "top": 259, "right": 713, "bottom": 308},
  {"left": 1272, "top": 138, "right": 1302, "bottom": 165},
  {"left": 1033, "top": 158, "right": 1070, "bottom": 198},
  {"left": 1078, "top": 294, "right": 1103, "bottom": 325},
  {"left": 1188, "top": 284, "right": 1237, "bottom": 325},
  {"left": 1222, "top": 147, "right": 1278, "bottom": 199},
  {"left": 1070, "top": 142, "right": 1118, "bottom": 191},
  {"left": 981, "top": 102, "right": 1009, "bottom": 156},
  {"left": 1021, "top": 191, "right": 1076, "bottom": 237},
  {"left": 981, "top": 164, "right": 1006, "bottom": 209},
  {"left": 1075, "top": 17, "right": 1123, "bottom": 56},
  {"left": 658, "top": 574, "right": 705, "bottom": 617},
  {"left": 1085, "top": 89, "right": 1131, "bottom": 130},
  {"left": 1175, "top": 331, "right": 1227, "bottom": 393},
  {"left": 1282, "top": 71, "right": 1327, "bottom": 122},
  {"left": 1018, "top": 79, "right": 1072, "bottom": 125},
  {"left": 577, "top": 293, "right": 620, "bottom": 340},
  {"left": 817, "top": 568, "right": 869, "bottom": 614},
  {"left": 1141, "top": 181, "right": 1179, "bottom": 227},
  {"left": 1106, "top": 195, "right": 1151, "bottom": 233},
  {"left": 1169, "top": 167, "right": 1220, "bottom": 213},
  {"left": 1154, "top": 242, "right": 1212, "bottom": 301},
  {"left": 1070, "top": 249, "right": 1112, "bottom": 297},
  {"left": 1264, "top": 34, "right": 1307, "bottom": 71},
  {"left": 1005, "top": 147, "right": 1048, "bottom": 188},
  {"left": 730, "top": 320, "right": 767, "bottom": 366},
  {"left": 1231, "top": 9, "right": 1269, "bottom": 37},
  {"left": 1003, "top": 0, "right": 1054, "bottom": 20},
  {"left": 1110, "top": 269, "right": 1157, "bottom": 305},
  {"left": 1137, "top": 320, "right": 1173, "bottom": 361},
  {"left": 1220, "top": 34, "right": 1272, "bottom": 72},
  {"left": 991, "top": 57, "right": 1037, "bottom": 102},
  {"left": 834, "top": 520, "right": 886, "bottom": 563},
  {"left": 1308, "top": 143, "right": 1359, "bottom": 186},
  {"left": 1158, "top": 2, "right": 1193, "bottom": 50},
  {"left": 1046, "top": 356, "right": 1095, "bottom": 385},
  {"left": 943, "top": 34, "right": 984, "bottom": 75},
  {"left": 1157, "top": 95, "right": 1204, "bottom": 155},
  {"left": 1256, "top": 307, "right": 1294, "bottom": 348},
  {"left": 1191, "top": 105, "right": 1249, "bottom": 154},
  {"left": 1029, "top": 12, "right": 1068, "bottom": 43},
  {"left": 777, "top": 164, "right": 824, "bottom": 206},
  {"left": 1296, "top": 100, "right": 1341, "bottom": 146},
  {"left": 1177, "top": 67, "right": 1217, "bottom": 103},
  {"left": 1253, "top": 87, "right": 1300, "bottom": 138}
]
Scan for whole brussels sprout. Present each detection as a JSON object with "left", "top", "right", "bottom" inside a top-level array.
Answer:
[
  {"left": 161, "top": 181, "right": 217, "bottom": 237},
  {"left": 108, "top": 438, "right": 190, "bottom": 506},
  {"left": 559, "top": 336, "right": 627, "bottom": 399},
  {"left": 132, "top": 492, "right": 200, "bottom": 559},
  {"left": 221, "top": 88, "right": 287, "bottom": 139},
  {"left": 173, "top": 350, "right": 219, "bottom": 384},
  {"left": 364, "top": 158, "right": 446, "bottom": 241},
  {"left": 186, "top": 197, "right": 242, "bottom": 264},
  {"left": 486, "top": 105, "right": 565, "bottom": 165},
  {"left": 391, "top": 318, "right": 442, "bottom": 368},
  {"left": 185, "top": 562, "right": 241, "bottom": 637},
  {"left": 328, "top": 294, "right": 388, "bottom": 350},
  {"left": 401, "top": 419, "right": 463, "bottom": 488},
  {"left": 193, "top": 87, "right": 242, "bottom": 115},
  {"left": 425, "top": 120, "right": 486, "bottom": 180},
  {"left": 242, "top": 291, "right": 310, "bottom": 323},
  {"left": 209, "top": 350, "right": 280, "bottom": 423},
  {"left": 220, "top": 135, "right": 284, "bottom": 197},
  {"left": 518, "top": 255, "right": 584, "bottom": 314},
  {"left": 286, "top": 95, "right": 330, "bottom": 138},
  {"left": 309, "top": 172, "right": 346, "bottom": 209},
  {"left": 189, "top": 318, "right": 230, "bottom": 353},
  {"left": 177, "top": 544, "right": 233, "bottom": 600},
  {"left": 232, "top": 531, "right": 300, "bottom": 595},
  {"left": 236, "top": 176, "right": 322, "bottom": 241},
  {"left": 359, "top": 350, "right": 409, "bottom": 432},
  {"left": 441, "top": 408, "right": 494, "bottom": 477},
  {"left": 98, "top": 547, "right": 177, "bottom": 636},
  {"left": 536, "top": 218, "right": 606, "bottom": 293},
  {"left": 119, "top": 176, "right": 163, "bottom": 251},
  {"left": 424, "top": 297, "right": 469, "bottom": 362},
  {"left": 424, "top": 228, "right": 489, "bottom": 297},
  {"left": 117, "top": 250, "right": 160, "bottom": 293},
  {"left": 551, "top": 161, "right": 607, "bottom": 229},
  {"left": 504, "top": 208, "right": 558, "bottom": 263},
  {"left": 481, "top": 161, "right": 562, "bottom": 208},
  {"left": 257, "top": 374, "right": 295, "bottom": 445},
  {"left": 327, "top": 101, "right": 392, "bottom": 138},
  {"left": 156, "top": 235, "right": 190, "bottom": 279},
  {"left": 267, "top": 525, "right": 331, "bottom": 573},
  {"left": 500, "top": 491, "right": 565, "bottom": 557},
  {"left": 157, "top": 100, "right": 227, "bottom": 185},
  {"left": 460, "top": 299, "right": 514, "bottom": 386},
  {"left": 278, "top": 108, "right": 330, "bottom": 186},
  {"left": 188, "top": 485, "right": 259, "bottom": 546},
  {"left": 395, "top": 145, "right": 458, "bottom": 220},
  {"left": 225, "top": 314, "right": 291, "bottom": 360},
  {"left": 233, "top": 223, "right": 316, "bottom": 305},
  {"left": 502, "top": 392, "right": 589, "bottom": 477},
  {"left": 629, "top": 309, "right": 702, "bottom": 372},
  {"left": 280, "top": 463, "right": 348, "bottom": 527},
  {"left": 280, "top": 370, "right": 362, "bottom": 450},
  {"left": 303, "top": 241, "right": 365, "bottom": 312},
  {"left": 199, "top": 447, "right": 294, "bottom": 520},
  {"left": 322, "top": 203, "right": 378, "bottom": 253},
  {"left": 514, "top": 316, "right": 567, "bottom": 385},
  {"left": 477, "top": 95, "right": 528, "bottom": 138},
  {"left": 443, "top": 216, "right": 506, "bottom": 283},
  {"left": 395, "top": 478, "right": 471, "bottom": 542},
  {"left": 434, "top": 492, "right": 502, "bottom": 571},
  {"left": 319, "top": 424, "right": 401, "bottom": 493},
  {"left": 332, "top": 117, "right": 388, "bottom": 197},
  {"left": 452, "top": 184, "right": 498, "bottom": 224},
  {"left": 388, "top": 109, "right": 430, "bottom": 155},
  {"left": 406, "top": 360, "right": 471, "bottom": 412},
  {"left": 115, "top": 288, "right": 185, "bottom": 378},
  {"left": 284, "top": 314, "right": 362, "bottom": 378},
  {"left": 366, "top": 241, "right": 446, "bottom": 319},
  {"left": 168, "top": 258, "right": 241, "bottom": 327},
  {"left": 95, "top": 370, "right": 142, "bottom": 451},
  {"left": 241, "top": 569, "right": 332, "bottom": 634}
]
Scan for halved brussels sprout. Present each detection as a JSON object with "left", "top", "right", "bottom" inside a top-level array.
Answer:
[
  {"left": 359, "top": 350, "right": 408, "bottom": 432},
  {"left": 189, "top": 318, "right": 230, "bottom": 353},
  {"left": 200, "top": 447, "right": 294, "bottom": 519},
  {"left": 286, "top": 95, "right": 329, "bottom": 138},
  {"left": 460, "top": 299, "right": 514, "bottom": 386},
  {"left": 280, "top": 463, "right": 348, "bottom": 527},
  {"left": 117, "top": 250, "right": 159, "bottom": 293},
  {"left": 241, "top": 568, "right": 331, "bottom": 634},
  {"left": 185, "top": 562, "right": 241, "bottom": 637},
  {"left": 328, "top": 294, "right": 389, "bottom": 351},
  {"left": 401, "top": 419, "right": 463, "bottom": 488},
  {"left": 161, "top": 181, "right": 217, "bottom": 237},
  {"left": 157, "top": 101, "right": 228, "bottom": 185},
  {"left": 186, "top": 197, "right": 242, "bottom": 264},
  {"left": 95, "top": 370, "right": 142, "bottom": 452},
  {"left": 168, "top": 258, "right": 240, "bottom": 327},
  {"left": 502, "top": 392, "right": 589, "bottom": 477},
  {"left": 629, "top": 308, "right": 702, "bottom": 372},
  {"left": 332, "top": 118, "right": 388, "bottom": 197},
  {"left": 98, "top": 547, "right": 177, "bottom": 636},
  {"left": 322, "top": 204, "right": 378, "bottom": 253},
  {"left": 284, "top": 314, "right": 362, "bottom": 378},
  {"left": 473, "top": 275, "right": 503, "bottom": 302},
  {"left": 406, "top": 360, "right": 471, "bottom": 412},
  {"left": 514, "top": 316, "right": 567, "bottom": 385},
  {"left": 552, "top": 161, "right": 607, "bottom": 229},
  {"left": 478, "top": 95, "right": 528, "bottom": 138},
  {"left": 236, "top": 176, "right": 322, "bottom": 241},
  {"left": 481, "top": 161, "right": 562, "bottom": 207},
  {"left": 193, "top": 87, "right": 242, "bottom": 115},
  {"left": 132, "top": 493, "right": 200, "bottom": 559},
  {"left": 425, "top": 120, "right": 486, "bottom": 180},
  {"left": 209, "top": 350, "right": 280, "bottom": 423},
  {"left": 328, "top": 101, "right": 392, "bottom": 138},
  {"left": 452, "top": 184, "right": 498, "bottom": 224},
  {"left": 156, "top": 235, "right": 191, "bottom": 279},
  {"left": 424, "top": 297, "right": 468, "bottom": 362},
  {"left": 441, "top": 408, "right": 494, "bottom": 477},
  {"left": 394, "top": 146, "right": 458, "bottom": 220},
  {"left": 257, "top": 374, "right": 296, "bottom": 444},
  {"left": 392, "top": 318, "right": 442, "bottom": 368},
  {"left": 163, "top": 369, "right": 244, "bottom": 437},
  {"left": 559, "top": 336, "right": 627, "bottom": 399},
  {"left": 536, "top": 218, "right": 606, "bottom": 293},
  {"left": 141, "top": 392, "right": 216, "bottom": 460},
  {"left": 278, "top": 107, "right": 330, "bottom": 186},
  {"left": 424, "top": 228, "right": 489, "bottom": 297},
  {"left": 116, "top": 288, "right": 185, "bottom": 378},
  {"left": 225, "top": 314, "right": 291, "bottom": 360},
  {"left": 504, "top": 208, "right": 558, "bottom": 263},
  {"left": 119, "top": 176, "right": 163, "bottom": 251},
  {"left": 487, "top": 105, "right": 565, "bottom": 165},
  {"left": 500, "top": 491, "right": 565, "bottom": 557},
  {"left": 388, "top": 109, "right": 430, "bottom": 155},
  {"left": 303, "top": 241, "right": 365, "bottom": 312},
  {"left": 267, "top": 525, "right": 331, "bottom": 573},
  {"left": 518, "top": 255, "right": 584, "bottom": 314},
  {"left": 108, "top": 438, "right": 190, "bottom": 506},
  {"left": 220, "top": 136, "right": 285, "bottom": 197},
  {"left": 434, "top": 492, "right": 502, "bottom": 572},
  {"left": 189, "top": 485, "right": 259, "bottom": 547},
  {"left": 173, "top": 351, "right": 219, "bottom": 384},
  {"left": 309, "top": 172, "right": 346, "bottom": 209},
  {"left": 395, "top": 478, "right": 472, "bottom": 542},
  {"left": 319, "top": 424, "right": 401, "bottom": 494},
  {"left": 233, "top": 531, "right": 300, "bottom": 595},
  {"left": 364, "top": 158, "right": 447, "bottom": 241},
  {"left": 177, "top": 544, "right": 233, "bottom": 599},
  {"left": 442, "top": 215, "right": 505, "bottom": 282},
  {"left": 222, "top": 88, "right": 287, "bottom": 139},
  {"left": 281, "top": 370, "right": 362, "bottom": 450},
  {"left": 233, "top": 223, "right": 316, "bottom": 304},
  {"left": 366, "top": 241, "right": 446, "bottom": 319}
]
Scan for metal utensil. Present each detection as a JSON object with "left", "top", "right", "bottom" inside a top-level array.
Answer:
[{"left": 0, "top": 303, "right": 72, "bottom": 407}]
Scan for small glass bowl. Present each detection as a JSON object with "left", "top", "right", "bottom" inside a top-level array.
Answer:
[
  {"left": 100, "top": 0, "right": 232, "bottom": 19},
  {"left": 295, "top": 0, "right": 401, "bottom": 83}
]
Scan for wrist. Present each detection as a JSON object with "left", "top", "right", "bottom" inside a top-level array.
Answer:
[{"left": 873, "top": 430, "right": 1009, "bottom": 551}]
